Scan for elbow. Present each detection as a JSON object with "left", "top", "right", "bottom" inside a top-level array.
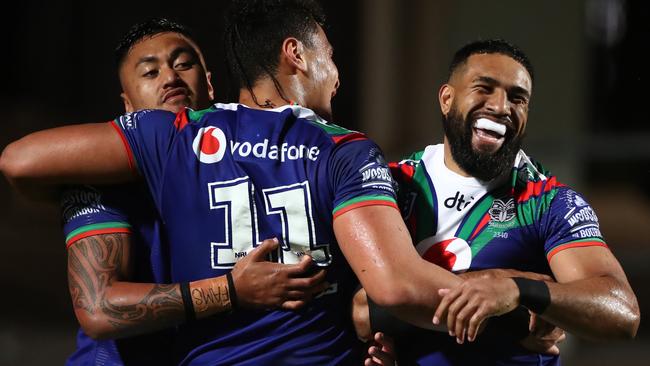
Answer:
[
  {"left": 620, "top": 307, "right": 640, "bottom": 340},
  {"left": 75, "top": 311, "right": 115, "bottom": 340},
  {"left": 0, "top": 140, "right": 36, "bottom": 187},
  {"left": 364, "top": 279, "right": 417, "bottom": 309}
]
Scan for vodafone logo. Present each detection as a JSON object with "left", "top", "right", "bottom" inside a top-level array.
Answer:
[
  {"left": 193, "top": 127, "right": 227, "bottom": 164},
  {"left": 417, "top": 237, "right": 472, "bottom": 272}
]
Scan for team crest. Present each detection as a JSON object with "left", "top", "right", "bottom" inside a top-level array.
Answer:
[
  {"left": 417, "top": 237, "right": 472, "bottom": 273},
  {"left": 193, "top": 127, "right": 227, "bottom": 164},
  {"left": 489, "top": 198, "right": 515, "bottom": 223}
]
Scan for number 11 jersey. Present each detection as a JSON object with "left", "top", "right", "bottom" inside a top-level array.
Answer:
[{"left": 112, "top": 103, "right": 397, "bottom": 365}]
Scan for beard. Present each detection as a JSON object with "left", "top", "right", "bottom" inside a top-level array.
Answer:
[{"left": 442, "top": 107, "right": 523, "bottom": 181}]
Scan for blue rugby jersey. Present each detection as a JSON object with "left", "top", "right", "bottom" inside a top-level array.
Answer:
[
  {"left": 62, "top": 184, "right": 173, "bottom": 365},
  {"left": 389, "top": 144, "right": 607, "bottom": 365},
  {"left": 111, "top": 103, "right": 398, "bottom": 365}
]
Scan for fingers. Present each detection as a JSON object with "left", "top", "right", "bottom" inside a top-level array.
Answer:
[
  {"left": 281, "top": 300, "right": 306, "bottom": 310},
  {"left": 366, "top": 346, "right": 395, "bottom": 366},
  {"left": 546, "top": 345, "right": 560, "bottom": 356},
  {"left": 374, "top": 332, "right": 395, "bottom": 355},
  {"left": 248, "top": 238, "right": 279, "bottom": 260},
  {"left": 466, "top": 309, "right": 487, "bottom": 342},
  {"left": 433, "top": 288, "right": 451, "bottom": 326},
  {"left": 365, "top": 333, "right": 397, "bottom": 366}
]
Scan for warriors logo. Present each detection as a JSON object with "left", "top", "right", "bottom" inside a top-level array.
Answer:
[{"left": 489, "top": 198, "right": 516, "bottom": 223}]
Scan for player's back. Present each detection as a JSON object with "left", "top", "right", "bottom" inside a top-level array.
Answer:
[{"left": 115, "top": 103, "right": 396, "bottom": 365}]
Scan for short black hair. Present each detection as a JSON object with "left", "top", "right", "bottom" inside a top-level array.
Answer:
[
  {"left": 224, "top": 0, "right": 326, "bottom": 100},
  {"left": 114, "top": 18, "right": 197, "bottom": 69},
  {"left": 448, "top": 39, "right": 534, "bottom": 85}
]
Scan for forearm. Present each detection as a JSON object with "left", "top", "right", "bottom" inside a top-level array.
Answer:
[
  {"left": 540, "top": 276, "right": 639, "bottom": 340},
  {"left": 335, "top": 205, "right": 461, "bottom": 329},
  {"left": 68, "top": 233, "right": 234, "bottom": 340},
  {"left": 72, "top": 278, "right": 233, "bottom": 340}
]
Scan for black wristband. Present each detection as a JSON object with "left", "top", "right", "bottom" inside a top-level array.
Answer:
[
  {"left": 226, "top": 272, "right": 238, "bottom": 310},
  {"left": 180, "top": 282, "right": 196, "bottom": 322},
  {"left": 513, "top": 277, "right": 551, "bottom": 314}
]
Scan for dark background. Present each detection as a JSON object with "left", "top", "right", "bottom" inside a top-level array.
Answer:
[{"left": 1, "top": 0, "right": 648, "bottom": 364}]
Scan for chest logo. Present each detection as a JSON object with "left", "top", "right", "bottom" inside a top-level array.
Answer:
[
  {"left": 488, "top": 198, "right": 516, "bottom": 223},
  {"left": 418, "top": 237, "right": 472, "bottom": 273},
  {"left": 193, "top": 127, "right": 227, "bottom": 164}
]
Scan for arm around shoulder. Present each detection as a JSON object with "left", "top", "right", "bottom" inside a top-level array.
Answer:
[{"left": 0, "top": 122, "right": 134, "bottom": 192}]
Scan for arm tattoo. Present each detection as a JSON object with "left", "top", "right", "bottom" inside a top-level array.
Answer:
[
  {"left": 68, "top": 233, "right": 183, "bottom": 332},
  {"left": 100, "top": 284, "right": 183, "bottom": 326}
]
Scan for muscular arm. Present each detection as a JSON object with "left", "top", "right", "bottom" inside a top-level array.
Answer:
[
  {"left": 334, "top": 205, "right": 462, "bottom": 329},
  {"left": 542, "top": 246, "right": 639, "bottom": 340},
  {"left": 434, "top": 246, "right": 640, "bottom": 342},
  {"left": 0, "top": 123, "right": 133, "bottom": 193},
  {"left": 69, "top": 233, "right": 327, "bottom": 340}
]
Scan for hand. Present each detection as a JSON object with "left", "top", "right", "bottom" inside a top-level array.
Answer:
[
  {"left": 352, "top": 288, "right": 372, "bottom": 341},
  {"left": 230, "top": 238, "right": 328, "bottom": 310},
  {"left": 460, "top": 268, "right": 553, "bottom": 282},
  {"left": 365, "top": 332, "right": 396, "bottom": 366},
  {"left": 433, "top": 277, "right": 519, "bottom": 344},
  {"left": 520, "top": 312, "right": 566, "bottom": 355}
]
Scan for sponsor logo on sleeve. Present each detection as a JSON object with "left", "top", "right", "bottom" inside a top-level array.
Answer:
[
  {"left": 561, "top": 190, "right": 602, "bottom": 238},
  {"left": 117, "top": 110, "right": 152, "bottom": 130},
  {"left": 61, "top": 187, "right": 107, "bottom": 222},
  {"left": 358, "top": 148, "right": 395, "bottom": 192}
]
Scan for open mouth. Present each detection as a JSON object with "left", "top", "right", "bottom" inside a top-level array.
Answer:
[{"left": 472, "top": 118, "right": 507, "bottom": 150}]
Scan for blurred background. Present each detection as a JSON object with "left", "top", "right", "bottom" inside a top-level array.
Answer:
[{"left": 1, "top": 0, "right": 648, "bottom": 364}]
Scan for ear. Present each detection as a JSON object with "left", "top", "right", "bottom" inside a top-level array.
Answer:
[
  {"left": 280, "top": 37, "right": 307, "bottom": 73},
  {"left": 206, "top": 71, "right": 215, "bottom": 100},
  {"left": 438, "top": 83, "right": 454, "bottom": 116},
  {"left": 121, "top": 92, "right": 134, "bottom": 113}
]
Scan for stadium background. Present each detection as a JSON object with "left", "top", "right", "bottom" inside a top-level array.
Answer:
[{"left": 1, "top": 0, "right": 648, "bottom": 364}]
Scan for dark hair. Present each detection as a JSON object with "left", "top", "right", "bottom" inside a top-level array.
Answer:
[
  {"left": 448, "top": 39, "right": 534, "bottom": 84},
  {"left": 224, "top": 0, "right": 326, "bottom": 104},
  {"left": 114, "top": 18, "right": 197, "bottom": 69}
]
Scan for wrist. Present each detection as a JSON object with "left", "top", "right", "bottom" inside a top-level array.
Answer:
[
  {"left": 512, "top": 277, "right": 551, "bottom": 314},
  {"left": 189, "top": 274, "right": 234, "bottom": 319}
]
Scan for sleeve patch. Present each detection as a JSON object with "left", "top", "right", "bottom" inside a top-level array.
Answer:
[
  {"left": 65, "top": 222, "right": 131, "bottom": 248},
  {"left": 333, "top": 195, "right": 398, "bottom": 219},
  {"left": 546, "top": 239, "right": 608, "bottom": 262}
]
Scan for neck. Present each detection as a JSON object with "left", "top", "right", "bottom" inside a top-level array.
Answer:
[
  {"left": 238, "top": 75, "right": 302, "bottom": 111},
  {"left": 442, "top": 137, "right": 471, "bottom": 177}
]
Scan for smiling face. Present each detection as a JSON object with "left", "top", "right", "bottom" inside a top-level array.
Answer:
[
  {"left": 118, "top": 32, "right": 214, "bottom": 113},
  {"left": 439, "top": 52, "right": 532, "bottom": 180}
]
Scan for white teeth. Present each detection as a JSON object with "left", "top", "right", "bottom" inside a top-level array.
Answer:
[{"left": 474, "top": 118, "right": 506, "bottom": 136}]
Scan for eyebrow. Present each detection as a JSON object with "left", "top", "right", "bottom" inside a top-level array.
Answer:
[
  {"left": 134, "top": 46, "right": 200, "bottom": 68},
  {"left": 474, "top": 76, "right": 531, "bottom": 98}
]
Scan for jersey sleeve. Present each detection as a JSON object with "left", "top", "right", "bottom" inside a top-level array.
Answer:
[
  {"left": 540, "top": 186, "right": 608, "bottom": 262},
  {"left": 61, "top": 185, "right": 131, "bottom": 248},
  {"left": 329, "top": 139, "right": 398, "bottom": 218},
  {"left": 111, "top": 109, "right": 181, "bottom": 197}
]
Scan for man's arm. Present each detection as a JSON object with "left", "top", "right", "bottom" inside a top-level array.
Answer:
[
  {"left": 334, "top": 205, "right": 462, "bottom": 329},
  {"left": 543, "top": 246, "right": 639, "bottom": 340},
  {"left": 69, "top": 233, "right": 327, "bottom": 340},
  {"left": 0, "top": 122, "right": 133, "bottom": 191},
  {"left": 434, "top": 246, "right": 640, "bottom": 342}
]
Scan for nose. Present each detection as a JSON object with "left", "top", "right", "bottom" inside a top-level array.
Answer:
[
  {"left": 161, "top": 65, "right": 181, "bottom": 86},
  {"left": 485, "top": 89, "right": 509, "bottom": 116}
]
